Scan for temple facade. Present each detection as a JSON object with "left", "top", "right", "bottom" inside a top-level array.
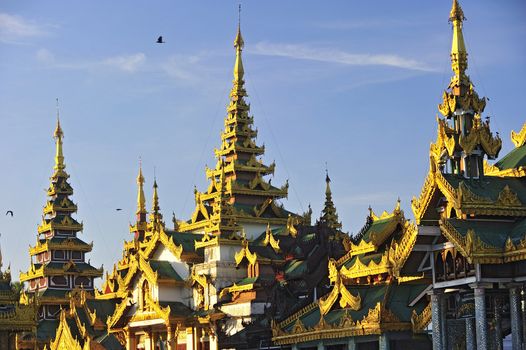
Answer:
[{"left": 8, "top": 1, "right": 525, "bottom": 350}]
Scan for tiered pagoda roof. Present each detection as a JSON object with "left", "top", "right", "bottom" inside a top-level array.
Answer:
[
  {"left": 179, "top": 24, "right": 293, "bottom": 237},
  {"left": 411, "top": 0, "right": 526, "bottom": 266},
  {"left": 18, "top": 119, "right": 103, "bottom": 349}
]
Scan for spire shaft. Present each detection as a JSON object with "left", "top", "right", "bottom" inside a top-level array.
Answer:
[
  {"left": 53, "top": 119, "right": 65, "bottom": 172},
  {"left": 449, "top": 0, "right": 468, "bottom": 86},
  {"left": 136, "top": 165, "right": 146, "bottom": 215}
]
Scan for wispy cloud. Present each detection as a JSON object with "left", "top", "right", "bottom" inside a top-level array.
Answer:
[
  {"left": 103, "top": 53, "right": 146, "bottom": 72},
  {"left": 251, "top": 42, "right": 436, "bottom": 72},
  {"left": 35, "top": 48, "right": 55, "bottom": 63},
  {"left": 35, "top": 49, "right": 147, "bottom": 73},
  {"left": 0, "top": 13, "right": 50, "bottom": 43},
  {"left": 161, "top": 54, "right": 202, "bottom": 82}
]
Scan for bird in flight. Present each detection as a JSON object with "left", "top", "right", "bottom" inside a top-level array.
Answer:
[
  {"left": 156, "top": 36, "right": 165, "bottom": 44},
  {"left": 5, "top": 210, "right": 13, "bottom": 217},
  {"left": 116, "top": 208, "right": 122, "bottom": 211}
]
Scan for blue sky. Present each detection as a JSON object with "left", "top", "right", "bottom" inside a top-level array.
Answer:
[{"left": 0, "top": 1, "right": 525, "bottom": 281}]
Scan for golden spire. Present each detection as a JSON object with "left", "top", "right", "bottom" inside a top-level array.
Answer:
[
  {"left": 136, "top": 161, "right": 146, "bottom": 215},
  {"left": 53, "top": 113, "right": 65, "bottom": 172},
  {"left": 232, "top": 5, "right": 245, "bottom": 93},
  {"left": 449, "top": 0, "right": 468, "bottom": 86},
  {"left": 152, "top": 179, "right": 159, "bottom": 214}
]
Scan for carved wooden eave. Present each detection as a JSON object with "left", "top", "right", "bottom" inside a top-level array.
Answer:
[
  {"left": 37, "top": 216, "right": 83, "bottom": 234},
  {"left": 20, "top": 262, "right": 103, "bottom": 282},
  {"left": 413, "top": 170, "right": 526, "bottom": 222},
  {"left": 106, "top": 298, "right": 131, "bottom": 329},
  {"left": 49, "top": 310, "right": 85, "bottom": 350},
  {"left": 438, "top": 86, "right": 486, "bottom": 118},
  {"left": 43, "top": 198, "right": 78, "bottom": 215},
  {"left": 262, "top": 224, "right": 280, "bottom": 252},
  {"left": 439, "top": 219, "right": 526, "bottom": 264},
  {"left": 484, "top": 160, "right": 526, "bottom": 178},
  {"left": 234, "top": 240, "right": 258, "bottom": 266},
  {"left": 272, "top": 302, "right": 410, "bottom": 345},
  {"left": 318, "top": 262, "right": 361, "bottom": 316},
  {"left": 411, "top": 302, "right": 431, "bottom": 333},
  {"left": 29, "top": 238, "right": 93, "bottom": 256},
  {"left": 411, "top": 171, "right": 437, "bottom": 224},
  {"left": 218, "top": 281, "right": 257, "bottom": 299}
]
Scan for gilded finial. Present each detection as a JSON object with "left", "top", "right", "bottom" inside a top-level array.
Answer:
[
  {"left": 449, "top": 0, "right": 468, "bottom": 84},
  {"left": 233, "top": 5, "right": 245, "bottom": 84},
  {"left": 449, "top": 0, "right": 465, "bottom": 22},
  {"left": 53, "top": 100, "right": 65, "bottom": 172},
  {"left": 136, "top": 159, "right": 146, "bottom": 215}
]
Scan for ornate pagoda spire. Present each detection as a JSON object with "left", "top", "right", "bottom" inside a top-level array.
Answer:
[
  {"left": 131, "top": 162, "right": 148, "bottom": 235},
  {"left": 20, "top": 117, "right": 102, "bottom": 323},
  {"left": 136, "top": 164, "right": 146, "bottom": 216},
  {"left": 430, "top": 0, "right": 501, "bottom": 178},
  {"left": 182, "top": 12, "right": 291, "bottom": 236},
  {"left": 449, "top": 0, "right": 468, "bottom": 89},
  {"left": 53, "top": 118, "right": 65, "bottom": 174},
  {"left": 320, "top": 170, "right": 342, "bottom": 230},
  {"left": 149, "top": 177, "right": 164, "bottom": 230}
]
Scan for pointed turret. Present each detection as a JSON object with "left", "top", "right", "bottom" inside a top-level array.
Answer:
[
  {"left": 182, "top": 17, "right": 293, "bottom": 238},
  {"left": 431, "top": 0, "right": 501, "bottom": 179},
  {"left": 20, "top": 118, "right": 102, "bottom": 325},
  {"left": 149, "top": 178, "right": 164, "bottom": 231},
  {"left": 130, "top": 163, "right": 148, "bottom": 236},
  {"left": 449, "top": 0, "right": 467, "bottom": 89},
  {"left": 320, "top": 171, "right": 342, "bottom": 230}
]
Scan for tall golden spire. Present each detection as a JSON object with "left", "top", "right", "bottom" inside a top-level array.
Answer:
[
  {"left": 53, "top": 117, "right": 65, "bottom": 173},
  {"left": 449, "top": 0, "right": 468, "bottom": 88},
  {"left": 232, "top": 5, "right": 246, "bottom": 97},
  {"left": 136, "top": 162, "right": 146, "bottom": 215}
]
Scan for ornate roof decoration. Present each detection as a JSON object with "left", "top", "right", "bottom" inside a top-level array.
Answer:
[
  {"left": 318, "top": 260, "right": 361, "bottom": 315},
  {"left": 180, "top": 20, "right": 293, "bottom": 235},
  {"left": 320, "top": 171, "right": 342, "bottom": 230},
  {"left": 262, "top": 224, "right": 280, "bottom": 252},
  {"left": 272, "top": 301, "right": 410, "bottom": 345},
  {"left": 511, "top": 123, "right": 526, "bottom": 148}
]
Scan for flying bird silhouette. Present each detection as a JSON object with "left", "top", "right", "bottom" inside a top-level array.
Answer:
[
  {"left": 116, "top": 208, "right": 122, "bottom": 211},
  {"left": 5, "top": 210, "right": 13, "bottom": 217},
  {"left": 156, "top": 36, "right": 165, "bottom": 44}
]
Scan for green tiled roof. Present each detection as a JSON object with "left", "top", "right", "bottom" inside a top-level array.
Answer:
[
  {"left": 149, "top": 260, "right": 184, "bottom": 281},
  {"left": 445, "top": 218, "right": 526, "bottom": 249},
  {"left": 86, "top": 299, "right": 118, "bottom": 321},
  {"left": 361, "top": 216, "right": 398, "bottom": 244},
  {"left": 284, "top": 260, "right": 307, "bottom": 279},
  {"left": 159, "top": 301, "right": 192, "bottom": 317},
  {"left": 38, "top": 261, "right": 101, "bottom": 273},
  {"left": 283, "top": 284, "right": 428, "bottom": 333},
  {"left": 443, "top": 174, "right": 526, "bottom": 204},
  {"left": 495, "top": 144, "right": 526, "bottom": 170},
  {"left": 39, "top": 237, "right": 90, "bottom": 246},
  {"left": 165, "top": 231, "right": 202, "bottom": 253}
]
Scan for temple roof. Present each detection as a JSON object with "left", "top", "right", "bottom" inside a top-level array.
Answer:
[
  {"left": 273, "top": 283, "right": 429, "bottom": 345},
  {"left": 149, "top": 260, "right": 184, "bottom": 281},
  {"left": 495, "top": 144, "right": 526, "bottom": 171}
]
